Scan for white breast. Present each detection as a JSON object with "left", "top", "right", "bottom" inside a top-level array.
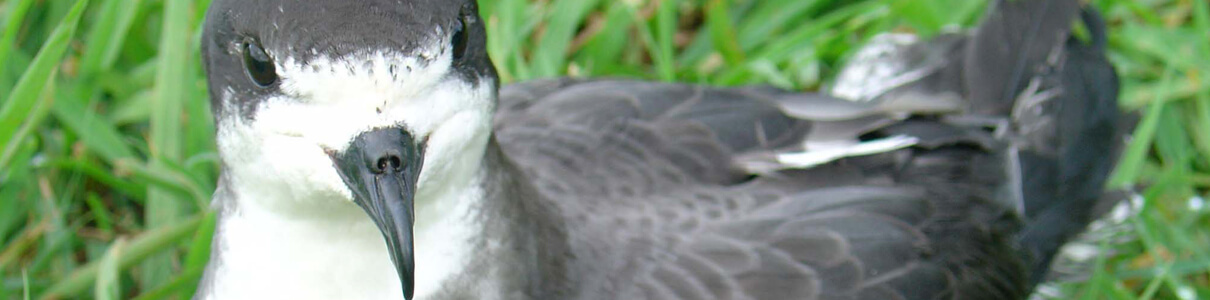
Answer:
[
  {"left": 204, "top": 173, "right": 489, "bottom": 300},
  {"left": 204, "top": 201, "right": 404, "bottom": 300}
]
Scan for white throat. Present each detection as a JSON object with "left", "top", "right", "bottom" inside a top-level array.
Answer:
[{"left": 206, "top": 46, "right": 499, "bottom": 299}]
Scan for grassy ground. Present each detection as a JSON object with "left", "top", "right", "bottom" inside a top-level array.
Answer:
[{"left": 0, "top": 0, "right": 1206, "bottom": 299}]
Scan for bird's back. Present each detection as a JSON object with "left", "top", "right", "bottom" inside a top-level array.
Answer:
[
  {"left": 490, "top": 2, "right": 1122, "bottom": 300},
  {"left": 494, "top": 78, "right": 1021, "bottom": 299}
]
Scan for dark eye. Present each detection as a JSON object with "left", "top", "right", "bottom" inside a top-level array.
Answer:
[
  {"left": 451, "top": 15, "right": 469, "bottom": 60},
  {"left": 242, "top": 41, "right": 278, "bottom": 87}
]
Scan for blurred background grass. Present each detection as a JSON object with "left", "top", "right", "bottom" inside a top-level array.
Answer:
[{"left": 0, "top": 0, "right": 1206, "bottom": 299}]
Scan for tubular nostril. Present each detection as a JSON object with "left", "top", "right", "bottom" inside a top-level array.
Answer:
[
  {"left": 376, "top": 155, "right": 403, "bottom": 173},
  {"left": 347, "top": 126, "right": 416, "bottom": 175}
]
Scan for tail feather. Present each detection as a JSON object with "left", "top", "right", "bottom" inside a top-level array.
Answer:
[
  {"left": 831, "top": 0, "right": 1126, "bottom": 287},
  {"left": 1016, "top": 7, "right": 1123, "bottom": 284},
  {"left": 964, "top": 0, "right": 1082, "bottom": 115}
]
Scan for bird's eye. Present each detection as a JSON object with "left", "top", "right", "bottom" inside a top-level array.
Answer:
[
  {"left": 451, "top": 15, "right": 470, "bottom": 60},
  {"left": 242, "top": 41, "right": 278, "bottom": 87}
]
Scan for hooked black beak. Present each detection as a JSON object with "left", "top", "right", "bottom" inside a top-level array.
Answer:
[{"left": 329, "top": 126, "right": 423, "bottom": 300}]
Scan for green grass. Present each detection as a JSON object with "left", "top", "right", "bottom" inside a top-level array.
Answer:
[{"left": 0, "top": 0, "right": 1207, "bottom": 299}]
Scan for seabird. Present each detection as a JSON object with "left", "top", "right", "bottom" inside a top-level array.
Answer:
[{"left": 194, "top": 0, "right": 1124, "bottom": 299}]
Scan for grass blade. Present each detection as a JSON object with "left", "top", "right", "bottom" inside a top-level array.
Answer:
[
  {"left": 0, "top": 221, "right": 48, "bottom": 273},
  {"left": 131, "top": 267, "right": 205, "bottom": 300},
  {"left": 1110, "top": 69, "right": 1175, "bottom": 187},
  {"left": 23, "top": 268, "right": 31, "bottom": 300},
  {"left": 39, "top": 158, "right": 147, "bottom": 200},
  {"left": 79, "top": 0, "right": 147, "bottom": 77},
  {"left": 38, "top": 215, "right": 204, "bottom": 300},
  {"left": 0, "top": 0, "right": 38, "bottom": 81},
  {"left": 119, "top": 159, "right": 208, "bottom": 203},
  {"left": 733, "top": 0, "right": 823, "bottom": 52},
  {"left": 50, "top": 84, "right": 138, "bottom": 163},
  {"left": 529, "top": 0, "right": 600, "bottom": 78},
  {"left": 889, "top": 0, "right": 945, "bottom": 36},
  {"left": 652, "top": 0, "right": 679, "bottom": 81},
  {"left": 484, "top": 0, "right": 533, "bottom": 81},
  {"left": 705, "top": 0, "right": 744, "bottom": 66},
  {"left": 94, "top": 238, "right": 126, "bottom": 300},
  {"left": 0, "top": 0, "right": 90, "bottom": 164},
  {"left": 84, "top": 194, "right": 116, "bottom": 234},
  {"left": 175, "top": 211, "right": 216, "bottom": 299},
  {"left": 573, "top": 2, "right": 633, "bottom": 75},
  {"left": 142, "top": 0, "right": 195, "bottom": 289},
  {"left": 0, "top": 78, "right": 55, "bottom": 170}
]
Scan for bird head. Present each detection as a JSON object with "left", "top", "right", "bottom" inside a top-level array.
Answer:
[{"left": 201, "top": 1, "right": 496, "bottom": 299}]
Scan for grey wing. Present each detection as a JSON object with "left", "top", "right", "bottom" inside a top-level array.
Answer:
[
  {"left": 494, "top": 79, "right": 1026, "bottom": 300},
  {"left": 613, "top": 145, "right": 1027, "bottom": 300},
  {"left": 496, "top": 78, "right": 821, "bottom": 188},
  {"left": 489, "top": 2, "right": 1118, "bottom": 298}
]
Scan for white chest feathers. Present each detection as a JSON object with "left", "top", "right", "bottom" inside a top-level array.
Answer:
[{"left": 203, "top": 181, "right": 486, "bottom": 300}]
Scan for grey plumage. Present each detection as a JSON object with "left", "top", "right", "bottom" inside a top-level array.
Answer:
[
  {"left": 964, "top": 0, "right": 1082, "bottom": 115},
  {"left": 469, "top": 2, "right": 1118, "bottom": 299},
  {"left": 1015, "top": 9, "right": 1125, "bottom": 284},
  {"left": 831, "top": 4, "right": 1127, "bottom": 285},
  {"left": 201, "top": 0, "right": 495, "bottom": 120},
  {"left": 196, "top": 0, "right": 1126, "bottom": 299},
  {"left": 485, "top": 78, "right": 1025, "bottom": 299}
]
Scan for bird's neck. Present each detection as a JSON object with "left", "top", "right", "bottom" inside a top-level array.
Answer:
[
  {"left": 407, "top": 137, "right": 573, "bottom": 299},
  {"left": 203, "top": 138, "right": 569, "bottom": 300},
  {"left": 436, "top": 137, "right": 573, "bottom": 299},
  {"left": 406, "top": 138, "right": 572, "bottom": 299}
]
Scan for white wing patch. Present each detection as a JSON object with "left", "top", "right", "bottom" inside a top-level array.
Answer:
[{"left": 775, "top": 135, "right": 920, "bottom": 169}]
